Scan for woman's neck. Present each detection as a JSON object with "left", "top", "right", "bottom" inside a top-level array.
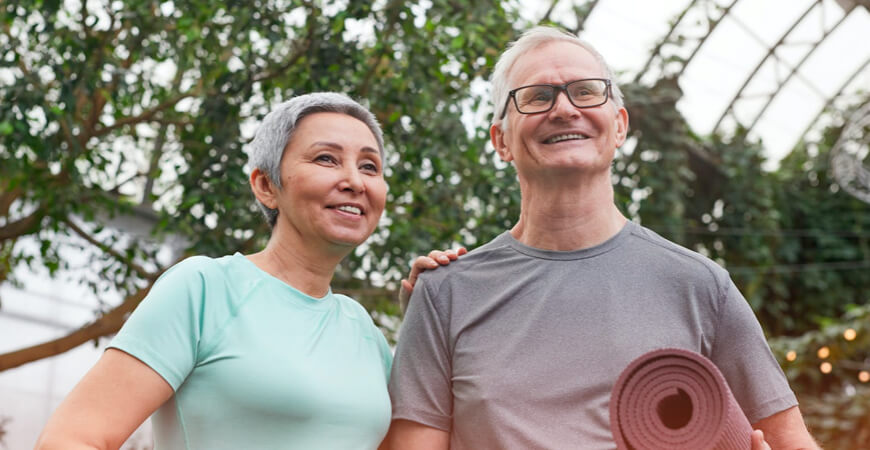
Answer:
[{"left": 246, "top": 226, "right": 347, "bottom": 298}]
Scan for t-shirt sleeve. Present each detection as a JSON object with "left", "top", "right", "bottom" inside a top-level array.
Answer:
[
  {"left": 378, "top": 331, "right": 394, "bottom": 381},
  {"left": 388, "top": 275, "right": 453, "bottom": 431},
  {"left": 108, "top": 258, "right": 208, "bottom": 391},
  {"left": 710, "top": 278, "right": 798, "bottom": 424}
]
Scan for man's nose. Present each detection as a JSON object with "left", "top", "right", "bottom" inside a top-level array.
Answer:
[{"left": 548, "top": 90, "right": 581, "bottom": 119}]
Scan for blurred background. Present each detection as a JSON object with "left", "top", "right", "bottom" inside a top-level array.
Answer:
[{"left": 1, "top": 0, "right": 869, "bottom": 448}]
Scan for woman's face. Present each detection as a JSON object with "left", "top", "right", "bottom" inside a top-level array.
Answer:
[{"left": 273, "top": 112, "right": 386, "bottom": 252}]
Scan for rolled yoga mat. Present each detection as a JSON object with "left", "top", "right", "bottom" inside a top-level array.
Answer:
[{"left": 609, "top": 348, "right": 752, "bottom": 450}]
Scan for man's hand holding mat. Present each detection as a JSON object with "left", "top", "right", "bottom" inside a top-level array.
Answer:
[{"left": 610, "top": 348, "right": 764, "bottom": 450}]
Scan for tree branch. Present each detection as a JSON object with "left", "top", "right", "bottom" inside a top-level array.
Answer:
[
  {"left": 250, "top": 4, "right": 318, "bottom": 85},
  {"left": 91, "top": 90, "right": 199, "bottom": 138},
  {"left": 142, "top": 122, "right": 168, "bottom": 204},
  {"left": 358, "top": 0, "right": 403, "bottom": 99},
  {"left": 541, "top": 0, "right": 559, "bottom": 23},
  {"left": 141, "top": 62, "right": 186, "bottom": 204},
  {"left": 0, "top": 186, "right": 23, "bottom": 217},
  {"left": 0, "top": 281, "right": 156, "bottom": 372},
  {"left": 0, "top": 207, "right": 46, "bottom": 243},
  {"left": 61, "top": 216, "right": 155, "bottom": 279},
  {"left": 573, "top": 0, "right": 600, "bottom": 34},
  {"left": 1, "top": 22, "right": 47, "bottom": 92},
  {"left": 83, "top": 11, "right": 121, "bottom": 139}
]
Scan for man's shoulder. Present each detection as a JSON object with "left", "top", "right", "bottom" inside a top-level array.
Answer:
[
  {"left": 416, "top": 232, "right": 516, "bottom": 286},
  {"left": 625, "top": 223, "right": 729, "bottom": 281}
]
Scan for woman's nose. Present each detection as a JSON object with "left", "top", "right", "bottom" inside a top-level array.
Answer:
[{"left": 339, "top": 167, "right": 365, "bottom": 193}]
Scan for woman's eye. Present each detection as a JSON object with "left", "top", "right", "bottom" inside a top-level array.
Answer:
[
  {"left": 360, "top": 162, "right": 380, "bottom": 173},
  {"left": 315, "top": 154, "right": 337, "bottom": 164}
]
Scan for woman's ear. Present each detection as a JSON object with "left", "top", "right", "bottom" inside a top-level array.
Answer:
[{"left": 249, "top": 167, "right": 279, "bottom": 209}]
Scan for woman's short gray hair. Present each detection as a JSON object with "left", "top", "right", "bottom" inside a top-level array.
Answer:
[
  {"left": 490, "top": 26, "right": 625, "bottom": 131},
  {"left": 247, "top": 92, "right": 385, "bottom": 227}
]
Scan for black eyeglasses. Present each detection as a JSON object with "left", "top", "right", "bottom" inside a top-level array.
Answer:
[{"left": 499, "top": 78, "right": 612, "bottom": 119}]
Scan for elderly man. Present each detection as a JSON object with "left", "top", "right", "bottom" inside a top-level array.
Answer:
[{"left": 384, "top": 26, "right": 817, "bottom": 449}]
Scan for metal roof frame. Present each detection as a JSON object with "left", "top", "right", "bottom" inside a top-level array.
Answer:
[
  {"left": 598, "top": 0, "right": 869, "bottom": 200},
  {"left": 619, "top": 0, "right": 868, "bottom": 145},
  {"left": 712, "top": 0, "right": 851, "bottom": 135}
]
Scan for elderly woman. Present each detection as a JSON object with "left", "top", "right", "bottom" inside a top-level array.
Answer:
[{"left": 36, "top": 92, "right": 460, "bottom": 449}]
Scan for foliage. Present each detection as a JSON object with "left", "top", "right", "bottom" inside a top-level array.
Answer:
[
  {"left": 614, "top": 77, "right": 870, "bottom": 336},
  {"left": 617, "top": 79, "right": 870, "bottom": 446},
  {"left": 0, "top": 0, "right": 518, "bottom": 368},
  {"left": 3, "top": 1, "right": 870, "bottom": 443},
  {"left": 769, "top": 304, "right": 870, "bottom": 450}
]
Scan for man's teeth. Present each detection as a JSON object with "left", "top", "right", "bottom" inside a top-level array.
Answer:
[
  {"left": 545, "top": 134, "right": 587, "bottom": 144},
  {"left": 337, "top": 205, "right": 362, "bottom": 215}
]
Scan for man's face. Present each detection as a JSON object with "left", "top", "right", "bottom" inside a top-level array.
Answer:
[{"left": 491, "top": 41, "right": 628, "bottom": 180}]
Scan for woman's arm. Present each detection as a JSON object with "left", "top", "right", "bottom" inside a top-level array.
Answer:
[{"left": 35, "top": 348, "right": 174, "bottom": 450}]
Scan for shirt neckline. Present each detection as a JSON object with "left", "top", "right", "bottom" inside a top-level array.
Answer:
[
  {"left": 498, "top": 221, "right": 635, "bottom": 261},
  {"left": 232, "top": 253, "right": 337, "bottom": 307}
]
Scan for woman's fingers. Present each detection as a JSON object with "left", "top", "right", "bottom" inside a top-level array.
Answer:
[
  {"left": 427, "top": 247, "right": 468, "bottom": 265},
  {"left": 402, "top": 247, "right": 467, "bottom": 298}
]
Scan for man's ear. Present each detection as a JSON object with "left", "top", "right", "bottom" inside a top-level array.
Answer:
[
  {"left": 249, "top": 167, "right": 279, "bottom": 209},
  {"left": 490, "top": 123, "right": 514, "bottom": 162},
  {"left": 613, "top": 107, "right": 629, "bottom": 147}
]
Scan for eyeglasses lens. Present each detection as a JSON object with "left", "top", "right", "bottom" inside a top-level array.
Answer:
[{"left": 514, "top": 80, "right": 607, "bottom": 113}]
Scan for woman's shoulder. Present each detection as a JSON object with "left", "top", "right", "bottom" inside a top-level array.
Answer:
[
  {"left": 161, "top": 253, "right": 247, "bottom": 281},
  {"left": 331, "top": 292, "right": 373, "bottom": 318},
  {"left": 150, "top": 254, "right": 258, "bottom": 310}
]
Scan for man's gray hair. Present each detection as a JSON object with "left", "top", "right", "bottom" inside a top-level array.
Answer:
[
  {"left": 247, "top": 92, "right": 385, "bottom": 228},
  {"left": 490, "top": 26, "right": 625, "bottom": 131}
]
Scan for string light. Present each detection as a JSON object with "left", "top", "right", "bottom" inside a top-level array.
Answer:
[
  {"left": 820, "top": 362, "right": 833, "bottom": 374},
  {"left": 844, "top": 328, "right": 857, "bottom": 341},
  {"left": 860, "top": 371, "right": 870, "bottom": 383},
  {"left": 786, "top": 351, "right": 797, "bottom": 361},
  {"left": 817, "top": 346, "right": 830, "bottom": 359}
]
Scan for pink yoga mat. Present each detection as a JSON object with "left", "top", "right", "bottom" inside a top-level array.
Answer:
[{"left": 609, "top": 348, "right": 752, "bottom": 450}]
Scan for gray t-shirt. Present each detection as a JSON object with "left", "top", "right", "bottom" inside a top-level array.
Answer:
[{"left": 389, "top": 221, "right": 796, "bottom": 449}]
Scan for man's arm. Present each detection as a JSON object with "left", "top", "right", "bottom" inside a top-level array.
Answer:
[
  {"left": 387, "top": 267, "right": 456, "bottom": 449},
  {"left": 398, "top": 248, "right": 466, "bottom": 313},
  {"left": 752, "top": 406, "right": 819, "bottom": 449},
  {"left": 380, "top": 420, "right": 449, "bottom": 450}
]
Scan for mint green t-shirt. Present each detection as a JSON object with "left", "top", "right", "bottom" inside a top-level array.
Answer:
[{"left": 109, "top": 253, "right": 393, "bottom": 449}]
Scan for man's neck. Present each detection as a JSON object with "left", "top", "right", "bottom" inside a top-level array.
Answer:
[{"left": 510, "top": 176, "right": 627, "bottom": 251}]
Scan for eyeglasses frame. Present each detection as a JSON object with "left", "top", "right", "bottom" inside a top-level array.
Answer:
[{"left": 498, "top": 78, "right": 612, "bottom": 120}]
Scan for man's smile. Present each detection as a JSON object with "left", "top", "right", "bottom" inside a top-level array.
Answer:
[{"left": 543, "top": 132, "right": 590, "bottom": 144}]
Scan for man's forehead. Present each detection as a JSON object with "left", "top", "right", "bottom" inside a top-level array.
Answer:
[{"left": 507, "top": 41, "right": 603, "bottom": 86}]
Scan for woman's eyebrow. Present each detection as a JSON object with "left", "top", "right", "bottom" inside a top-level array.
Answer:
[
  {"left": 311, "top": 141, "right": 379, "bottom": 156},
  {"left": 310, "top": 141, "right": 343, "bottom": 150}
]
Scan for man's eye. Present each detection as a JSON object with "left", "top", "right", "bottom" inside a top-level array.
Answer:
[
  {"left": 521, "top": 90, "right": 552, "bottom": 105},
  {"left": 531, "top": 91, "right": 552, "bottom": 101}
]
